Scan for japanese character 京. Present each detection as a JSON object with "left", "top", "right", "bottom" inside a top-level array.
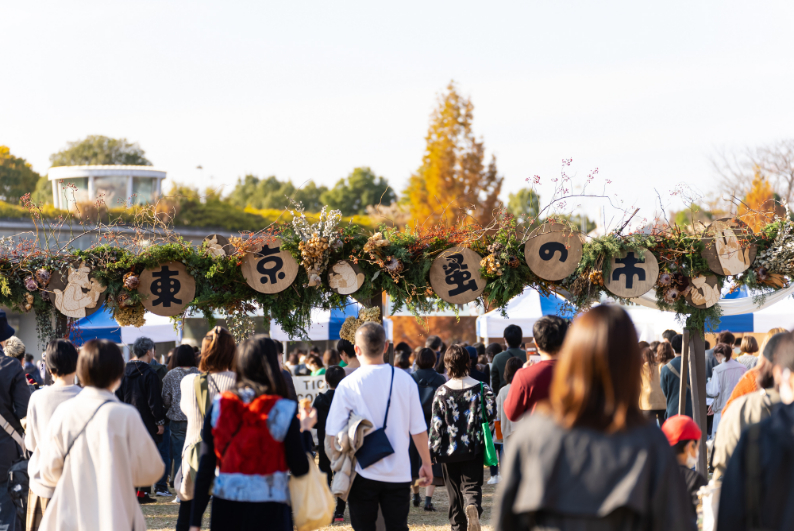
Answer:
[
  {"left": 443, "top": 253, "right": 478, "bottom": 296},
  {"left": 257, "top": 244, "right": 287, "bottom": 284},
  {"left": 151, "top": 266, "right": 182, "bottom": 307}
]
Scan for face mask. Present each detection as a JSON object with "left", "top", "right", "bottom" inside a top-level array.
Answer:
[
  {"left": 780, "top": 369, "right": 794, "bottom": 405},
  {"left": 686, "top": 449, "right": 699, "bottom": 469}
]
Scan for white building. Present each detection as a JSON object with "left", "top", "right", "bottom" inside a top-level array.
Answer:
[{"left": 48, "top": 165, "right": 167, "bottom": 209}]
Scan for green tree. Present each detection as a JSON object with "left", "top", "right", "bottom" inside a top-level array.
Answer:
[
  {"left": 321, "top": 167, "right": 395, "bottom": 215},
  {"left": 402, "top": 81, "right": 503, "bottom": 226},
  {"left": 50, "top": 135, "right": 152, "bottom": 167},
  {"left": 507, "top": 188, "right": 540, "bottom": 224},
  {"left": 0, "top": 146, "right": 44, "bottom": 204},
  {"left": 31, "top": 177, "right": 53, "bottom": 204},
  {"left": 227, "top": 175, "right": 327, "bottom": 211}
]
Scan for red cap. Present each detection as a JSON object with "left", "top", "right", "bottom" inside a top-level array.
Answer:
[{"left": 661, "top": 415, "right": 702, "bottom": 446}]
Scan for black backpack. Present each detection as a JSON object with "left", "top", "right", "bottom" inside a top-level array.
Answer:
[
  {"left": 415, "top": 380, "right": 437, "bottom": 419},
  {"left": 1, "top": 413, "right": 29, "bottom": 523}
]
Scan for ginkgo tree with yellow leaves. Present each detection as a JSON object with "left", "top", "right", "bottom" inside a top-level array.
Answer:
[
  {"left": 738, "top": 168, "right": 785, "bottom": 232},
  {"left": 402, "top": 82, "right": 503, "bottom": 227}
]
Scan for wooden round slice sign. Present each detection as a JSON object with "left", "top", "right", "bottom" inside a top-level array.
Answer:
[
  {"left": 701, "top": 218, "right": 756, "bottom": 276},
  {"left": 429, "top": 247, "right": 486, "bottom": 304},
  {"left": 47, "top": 263, "right": 107, "bottom": 318},
  {"left": 203, "top": 234, "right": 235, "bottom": 257},
  {"left": 139, "top": 261, "right": 196, "bottom": 317},
  {"left": 328, "top": 260, "right": 365, "bottom": 295},
  {"left": 525, "top": 222, "right": 583, "bottom": 281},
  {"left": 603, "top": 248, "right": 659, "bottom": 299},
  {"left": 241, "top": 237, "right": 299, "bottom": 294},
  {"left": 685, "top": 274, "right": 721, "bottom": 309}
]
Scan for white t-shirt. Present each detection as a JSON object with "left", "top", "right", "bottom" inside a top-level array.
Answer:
[{"left": 325, "top": 363, "right": 426, "bottom": 483}]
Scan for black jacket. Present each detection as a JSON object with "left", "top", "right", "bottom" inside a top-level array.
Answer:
[
  {"left": 313, "top": 388, "right": 335, "bottom": 444},
  {"left": 116, "top": 360, "right": 166, "bottom": 443},
  {"left": 490, "top": 348, "right": 526, "bottom": 396},
  {"left": 0, "top": 356, "right": 30, "bottom": 478},
  {"left": 719, "top": 402, "right": 794, "bottom": 531},
  {"left": 412, "top": 368, "right": 447, "bottom": 422}
]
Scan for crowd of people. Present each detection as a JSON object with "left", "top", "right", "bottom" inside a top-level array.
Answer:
[{"left": 3, "top": 303, "right": 794, "bottom": 530}]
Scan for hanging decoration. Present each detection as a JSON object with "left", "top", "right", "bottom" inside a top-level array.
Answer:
[
  {"left": 327, "top": 260, "right": 365, "bottom": 295},
  {"left": 5, "top": 189, "right": 794, "bottom": 339},
  {"left": 429, "top": 247, "right": 486, "bottom": 304},
  {"left": 702, "top": 218, "right": 757, "bottom": 276},
  {"left": 138, "top": 261, "right": 196, "bottom": 317},
  {"left": 48, "top": 263, "right": 107, "bottom": 318},
  {"left": 603, "top": 248, "right": 659, "bottom": 299},
  {"left": 524, "top": 222, "right": 583, "bottom": 281},
  {"left": 241, "top": 237, "right": 300, "bottom": 294}
]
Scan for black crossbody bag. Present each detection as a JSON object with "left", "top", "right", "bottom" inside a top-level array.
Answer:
[{"left": 356, "top": 365, "right": 395, "bottom": 468}]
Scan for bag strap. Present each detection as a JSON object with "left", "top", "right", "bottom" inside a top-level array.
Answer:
[
  {"left": 479, "top": 383, "right": 488, "bottom": 422},
  {"left": 0, "top": 412, "right": 25, "bottom": 453},
  {"left": 195, "top": 373, "right": 210, "bottom": 418},
  {"left": 64, "top": 400, "right": 113, "bottom": 461},
  {"left": 382, "top": 366, "right": 394, "bottom": 429},
  {"left": 666, "top": 361, "right": 691, "bottom": 389},
  {"left": 745, "top": 422, "right": 764, "bottom": 531}
]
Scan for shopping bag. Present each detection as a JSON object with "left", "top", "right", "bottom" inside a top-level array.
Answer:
[
  {"left": 479, "top": 383, "right": 499, "bottom": 467},
  {"left": 289, "top": 453, "right": 335, "bottom": 531}
]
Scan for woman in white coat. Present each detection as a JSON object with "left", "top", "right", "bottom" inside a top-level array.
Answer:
[{"left": 37, "top": 339, "right": 164, "bottom": 531}]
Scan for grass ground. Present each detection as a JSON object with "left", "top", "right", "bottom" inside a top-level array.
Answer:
[{"left": 143, "top": 468, "right": 498, "bottom": 530}]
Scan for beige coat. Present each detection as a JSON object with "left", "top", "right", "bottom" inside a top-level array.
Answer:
[
  {"left": 639, "top": 363, "right": 666, "bottom": 411},
  {"left": 712, "top": 388, "right": 779, "bottom": 480},
  {"left": 324, "top": 412, "right": 373, "bottom": 501},
  {"left": 36, "top": 387, "right": 164, "bottom": 531}
]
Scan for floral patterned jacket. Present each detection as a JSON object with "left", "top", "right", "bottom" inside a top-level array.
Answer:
[{"left": 429, "top": 382, "right": 496, "bottom": 463}]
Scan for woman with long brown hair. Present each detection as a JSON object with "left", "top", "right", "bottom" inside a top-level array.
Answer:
[
  {"left": 174, "top": 326, "right": 237, "bottom": 531},
  {"left": 495, "top": 305, "right": 695, "bottom": 530},
  {"left": 639, "top": 345, "right": 666, "bottom": 426}
]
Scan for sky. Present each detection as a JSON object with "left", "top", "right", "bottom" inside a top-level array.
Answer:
[{"left": 3, "top": 1, "right": 794, "bottom": 230}]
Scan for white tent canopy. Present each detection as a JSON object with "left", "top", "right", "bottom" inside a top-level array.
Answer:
[{"left": 476, "top": 288, "right": 574, "bottom": 339}]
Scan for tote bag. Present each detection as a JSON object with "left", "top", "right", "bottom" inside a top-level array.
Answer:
[
  {"left": 289, "top": 453, "right": 336, "bottom": 531},
  {"left": 479, "top": 383, "right": 498, "bottom": 467}
]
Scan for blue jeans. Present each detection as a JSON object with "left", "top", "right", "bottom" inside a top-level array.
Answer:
[
  {"left": 0, "top": 480, "right": 20, "bottom": 531},
  {"left": 169, "top": 420, "right": 188, "bottom": 484},
  {"left": 155, "top": 425, "right": 171, "bottom": 492}
]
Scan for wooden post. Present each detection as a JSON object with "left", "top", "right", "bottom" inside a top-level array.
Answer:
[
  {"left": 363, "top": 292, "right": 392, "bottom": 365},
  {"left": 678, "top": 330, "right": 690, "bottom": 416},
  {"left": 687, "top": 329, "right": 709, "bottom": 475}
]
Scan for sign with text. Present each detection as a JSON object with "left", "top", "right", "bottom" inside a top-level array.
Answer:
[
  {"left": 242, "top": 237, "right": 299, "bottom": 294},
  {"left": 429, "top": 246, "right": 486, "bottom": 304},
  {"left": 139, "top": 261, "right": 196, "bottom": 317},
  {"left": 293, "top": 375, "right": 328, "bottom": 403}
]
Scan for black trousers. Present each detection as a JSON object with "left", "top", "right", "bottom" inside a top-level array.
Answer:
[
  {"left": 175, "top": 499, "right": 192, "bottom": 531},
  {"left": 347, "top": 475, "right": 410, "bottom": 531},
  {"left": 442, "top": 453, "right": 484, "bottom": 531}
]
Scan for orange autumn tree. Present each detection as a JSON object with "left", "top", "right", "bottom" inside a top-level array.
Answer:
[
  {"left": 738, "top": 169, "right": 781, "bottom": 232},
  {"left": 403, "top": 82, "right": 503, "bottom": 227}
]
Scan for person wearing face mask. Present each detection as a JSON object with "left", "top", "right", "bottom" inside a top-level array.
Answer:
[
  {"left": 718, "top": 332, "right": 794, "bottom": 531},
  {"left": 706, "top": 343, "right": 747, "bottom": 438},
  {"left": 36, "top": 339, "right": 165, "bottom": 531},
  {"left": 661, "top": 415, "right": 706, "bottom": 519},
  {"left": 711, "top": 332, "right": 786, "bottom": 481}
]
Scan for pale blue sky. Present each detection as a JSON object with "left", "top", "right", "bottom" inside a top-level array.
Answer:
[{"left": 3, "top": 1, "right": 794, "bottom": 228}]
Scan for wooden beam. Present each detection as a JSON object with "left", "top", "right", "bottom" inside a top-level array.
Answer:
[
  {"left": 678, "top": 330, "right": 690, "bottom": 416},
  {"left": 687, "top": 329, "right": 709, "bottom": 475}
]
